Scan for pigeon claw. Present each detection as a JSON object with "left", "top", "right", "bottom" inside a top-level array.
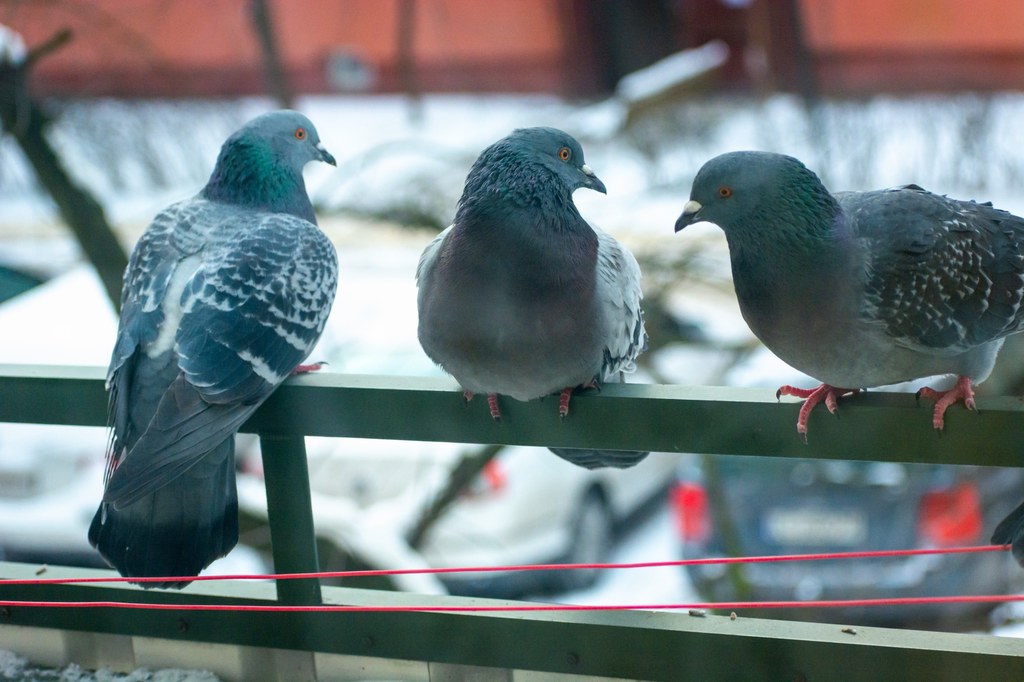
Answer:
[
  {"left": 291, "top": 361, "right": 328, "bottom": 376},
  {"left": 558, "top": 387, "right": 574, "bottom": 420},
  {"left": 777, "top": 384, "right": 859, "bottom": 440},
  {"left": 486, "top": 394, "right": 502, "bottom": 422},
  {"left": 916, "top": 375, "right": 976, "bottom": 431}
]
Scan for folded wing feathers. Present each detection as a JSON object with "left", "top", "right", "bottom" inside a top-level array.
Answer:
[
  {"left": 103, "top": 375, "right": 259, "bottom": 507},
  {"left": 176, "top": 213, "right": 337, "bottom": 403},
  {"left": 105, "top": 209, "right": 337, "bottom": 504},
  {"left": 595, "top": 228, "right": 646, "bottom": 380},
  {"left": 861, "top": 191, "right": 1024, "bottom": 353}
]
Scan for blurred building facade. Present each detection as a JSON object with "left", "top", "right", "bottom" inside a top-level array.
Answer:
[{"left": 3, "top": 0, "right": 1024, "bottom": 98}]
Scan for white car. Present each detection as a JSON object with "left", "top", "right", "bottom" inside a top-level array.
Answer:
[{"left": 237, "top": 437, "right": 680, "bottom": 596}]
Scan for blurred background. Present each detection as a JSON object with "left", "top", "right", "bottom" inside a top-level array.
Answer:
[{"left": 2, "top": 0, "right": 1024, "bottom": 641}]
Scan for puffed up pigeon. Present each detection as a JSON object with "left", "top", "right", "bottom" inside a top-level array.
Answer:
[
  {"left": 416, "top": 127, "right": 648, "bottom": 469},
  {"left": 88, "top": 110, "right": 338, "bottom": 587},
  {"left": 674, "top": 151, "right": 1024, "bottom": 436}
]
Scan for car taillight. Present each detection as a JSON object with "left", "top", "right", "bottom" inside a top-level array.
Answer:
[
  {"left": 671, "top": 481, "right": 710, "bottom": 543},
  {"left": 917, "top": 482, "right": 982, "bottom": 547},
  {"left": 464, "top": 459, "right": 507, "bottom": 498}
]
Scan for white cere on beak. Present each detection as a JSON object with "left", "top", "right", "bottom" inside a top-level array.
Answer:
[
  {"left": 581, "top": 164, "right": 596, "bottom": 177},
  {"left": 682, "top": 200, "right": 702, "bottom": 215}
]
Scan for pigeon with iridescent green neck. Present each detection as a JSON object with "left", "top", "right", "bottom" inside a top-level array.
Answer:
[
  {"left": 674, "top": 151, "right": 1024, "bottom": 436},
  {"left": 89, "top": 110, "right": 338, "bottom": 587}
]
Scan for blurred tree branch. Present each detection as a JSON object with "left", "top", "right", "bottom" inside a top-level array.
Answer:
[
  {"left": 0, "top": 28, "right": 127, "bottom": 311},
  {"left": 396, "top": 0, "right": 422, "bottom": 123},
  {"left": 407, "top": 443, "right": 502, "bottom": 549},
  {"left": 249, "top": 0, "right": 294, "bottom": 109}
]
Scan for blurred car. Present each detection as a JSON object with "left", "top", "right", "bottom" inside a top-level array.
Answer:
[
  {"left": 0, "top": 422, "right": 109, "bottom": 567},
  {"left": 671, "top": 454, "right": 1024, "bottom": 628},
  {"left": 0, "top": 265, "right": 110, "bottom": 566},
  {"left": 238, "top": 438, "right": 680, "bottom": 597},
  {"left": 0, "top": 267, "right": 265, "bottom": 576}
]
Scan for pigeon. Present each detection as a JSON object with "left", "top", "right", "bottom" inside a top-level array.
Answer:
[
  {"left": 674, "top": 151, "right": 1024, "bottom": 437},
  {"left": 416, "top": 127, "right": 648, "bottom": 470},
  {"left": 88, "top": 110, "right": 338, "bottom": 587}
]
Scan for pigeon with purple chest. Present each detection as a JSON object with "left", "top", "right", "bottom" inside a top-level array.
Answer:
[
  {"left": 88, "top": 110, "right": 338, "bottom": 587},
  {"left": 674, "top": 151, "right": 1024, "bottom": 565},
  {"left": 416, "top": 127, "right": 648, "bottom": 469}
]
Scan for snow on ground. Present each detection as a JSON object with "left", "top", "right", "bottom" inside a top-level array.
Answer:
[{"left": 0, "top": 648, "right": 221, "bottom": 682}]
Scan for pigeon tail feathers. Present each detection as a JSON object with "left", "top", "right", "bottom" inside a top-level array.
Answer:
[
  {"left": 992, "top": 500, "right": 1024, "bottom": 567},
  {"left": 89, "top": 438, "right": 238, "bottom": 589}
]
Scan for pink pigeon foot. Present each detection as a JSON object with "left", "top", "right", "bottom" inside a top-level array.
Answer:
[
  {"left": 558, "top": 387, "right": 573, "bottom": 419},
  {"left": 558, "top": 379, "right": 599, "bottom": 419},
  {"left": 462, "top": 390, "right": 503, "bottom": 421},
  {"left": 776, "top": 384, "right": 860, "bottom": 438},
  {"left": 486, "top": 394, "right": 502, "bottom": 421},
  {"left": 291, "top": 361, "right": 327, "bottom": 375},
  {"left": 916, "top": 375, "right": 976, "bottom": 430}
]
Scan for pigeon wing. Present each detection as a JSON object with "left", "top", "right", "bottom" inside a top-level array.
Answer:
[
  {"left": 415, "top": 224, "right": 452, "bottom": 287},
  {"left": 105, "top": 201, "right": 213, "bottom": 473},
  {"left": 854, "top": 187, "right": 1024, "bottom": 353},
  {"left": 104, "top": 211, "right": 338, "bottom": 506},
  {"left": 594, "top": 227, "right": 647, "bottom": 380},
  {"left": 549, "top": 227, "right": 650, "bottom": 471}
]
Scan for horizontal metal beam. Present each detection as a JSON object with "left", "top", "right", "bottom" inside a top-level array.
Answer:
[
  {"left": 0, "top": 562, "right": 1021, "bottom": 682},
  {"left": 2, "top": 364, "right": 1024, "bottom": 679},
  {"left": 2, "top": 363, "right": 1023, "bottom": 466}
]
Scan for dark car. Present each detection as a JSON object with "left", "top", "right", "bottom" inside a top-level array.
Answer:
[{"left": 671, "top": 454, "right": 1024, "bottom": 629}]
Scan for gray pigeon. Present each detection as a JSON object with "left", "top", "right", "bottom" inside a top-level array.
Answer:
[
  {"left": 416, "top": 127, "right": 648, "bottom": 469},
  {"left": 88, "top": 110, "right": 338, "bottom": 587},
  {"left": 674, "top": 151, "right": 1024, "bottom": 438}
]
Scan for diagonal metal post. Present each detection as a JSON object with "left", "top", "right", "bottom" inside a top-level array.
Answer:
[{"left": 258, "top": 434, "right": 322, "bottom": 605}]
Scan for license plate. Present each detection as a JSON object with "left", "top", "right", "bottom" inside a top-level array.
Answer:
[{"left": 762, "top": 507, "right": 867, "bottom": 546}]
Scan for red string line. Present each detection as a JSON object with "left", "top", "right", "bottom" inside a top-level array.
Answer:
[
  {"left": 0, "top": 545, "right": 1017, "bottom": 613},
  {"left": 1, "top": 594, "right": 1023, "bottom": 613},
  {"left": 0, "top": 544, "right": 1010, "bottom": 587}
]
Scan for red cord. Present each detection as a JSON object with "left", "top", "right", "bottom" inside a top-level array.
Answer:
[
  {"left": 0, "top": 545, "right": 1016, "bottom": 613},
  {"left": 0, "top": 594, "right": 1022, "bottom": 613},
  {"left": 0, "top": 544, "right": 1008, "bottom": 587}
]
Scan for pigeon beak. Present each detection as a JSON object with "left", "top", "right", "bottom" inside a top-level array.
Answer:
[
  {"left": 316, "top": 142, "right": 337, "bottom": 167},
  {"left": 580, "top": 164, "right": 607, "bottom": 194},
  {"left": 674, "top": 200, "right": 703, "bottom": 232}
]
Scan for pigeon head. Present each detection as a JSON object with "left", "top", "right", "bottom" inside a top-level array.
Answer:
[
  {"left": 248, "top": 109, "right": 336, "bottom": 169},
  {"left": 202, "top": 110, "right": 335, "bottom": 223},
  {"left": 506, "top": 126, "right": 606, "bottom": 195},
  {"left": 674, "top": 151, "right": 840, "bottom": 247},
  {"left": 458, "top": 127, "right": 606, "bottom": 213}
]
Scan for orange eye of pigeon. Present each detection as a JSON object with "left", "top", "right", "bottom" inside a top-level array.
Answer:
[
  {"left": 558, "top": 146, "right": 571, "bottom": 162},
  {"left": 294, "top": 127, "right": 307, "bottom": 141},
  {"left": 719, "top": 186, "right": 733, "bottom": 198}
]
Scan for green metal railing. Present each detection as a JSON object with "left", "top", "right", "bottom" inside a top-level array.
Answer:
[{"left": 1, "top": 363, "right": 1023, "bottom": 681}]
